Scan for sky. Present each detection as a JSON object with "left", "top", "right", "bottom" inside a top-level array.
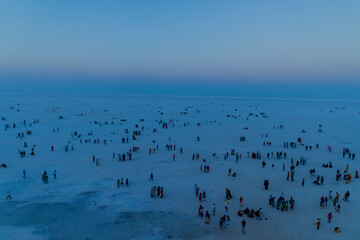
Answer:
[{"left": 0, "top": 1, "right": 360, "bottom": 98}]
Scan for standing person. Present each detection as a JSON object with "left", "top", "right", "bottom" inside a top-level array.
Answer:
[
  {"left": 205, "top": 211, "right": 210, "bottom": 224},
  {"left": 315, "top": 218, "right": 320, "bottom": 230},
  {"left": 120, "top": 178, "right": 124, "bottom": 186},
  {"left": 290, "top": 197, "right": 295, "bottom": 210},
  {"left": 242, "top": 219, "right": 246, "bottom": 234},
  {"left": 337, "top": 204, "right": 341, "bottom": 213},
  {"left": 53, "top": 170, "right": 57, "bottom": 179},
  {"left": 302, "top": 178, "right": 305, "bottom": 186},
  {"left": 328, "top": 212, "right": 332, "bottom": 223},
  {"left": 199, "top": 205, "right": 204, "bottom": 218},
  {"left": 258, "top": 208, "right": 263, "bottom": 220},
  {"left": 117, "top": 179, "right": 120, "bottom": 188},
  {"left": 240, "top": 197, "right": 243, "bottom": 207},
  {"left": 212, "top": 203, "right": 216, "bottom": 216},
  {"left": 23, "top": 170, "right": 26, "bottom": 179},
  {"left": 149, "top": 173, "right": 153, "bottom": 181}
]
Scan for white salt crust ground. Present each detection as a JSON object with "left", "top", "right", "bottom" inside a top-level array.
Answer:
[{"left": 0, "top": 95, "right": 359, "bottom": 240}]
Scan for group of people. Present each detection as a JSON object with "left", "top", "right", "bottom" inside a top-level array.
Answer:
[
  {"left": 200, "top": 164, "right": 210, "bottom": 173},
  {"left": 237, "top": 207, "right": 263, "bottom": 220},
  {"left": 150, "top": 186, "right": 164, "bottom": 198},
  {"left": 117, "top": 178, "right": 129, "bottom": 188},
  {"left": 269, "top": 194, "right": 295, "bottom": 211}
]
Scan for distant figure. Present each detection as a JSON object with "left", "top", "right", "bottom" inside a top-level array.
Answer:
[
  {"left": 5, "top": 191, "right": 12, "bottom": 200},
  {"left": 242, "top": 219, "right": 246, "bottom": 234},
  {"left": 315, "top": 218, "right": 320, "bottom": 230}
]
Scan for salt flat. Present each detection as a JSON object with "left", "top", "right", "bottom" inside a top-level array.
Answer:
[{"left": 0, "top": 94, "right": 359, "bottom": 240}]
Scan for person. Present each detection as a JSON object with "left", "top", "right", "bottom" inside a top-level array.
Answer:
[
  {"left": 240, "top": 197, "right": 243, "bottom": 207},
  {"left": 302, "top": 178, "right": 304, "bottom": 186},
  {"left": 328, "top": 212, "right": 332, "bottom": 223},
  {"left": 258, "top": 208, "right": 263, "bottom": 220},
  {"left": 199, "top": 205, "right": 204, "bottom": 217},
  {"left": 117, "top": 179, "right": 120, "bottom": 188},
  {"left": 315, "top": 218, "right": 320, "bottom": 230},
  {"left": 5, "top": 191, "right": 12, "bottom": 200},
  {"left": 149, "top": 173, "right": 153, "bottom": 181},
  {"left": 242, "top": 219, "right": 246, "bottom": 234},
  {"left": 264, "top": 180, "right": 269, "bottom": 190},
  {"left": 343, "top": 191, "right": 349, "bottom": 201},
  {"left": 205, "top": 211, "right": 210, "bottom": 224},
  {"left": 23, "top": 170, "right": 26, "bottom": 179},
  {"left": 220, "top": 216, "right": 225, "bottom": 229},
  {"left": 120, "top": 178, "right": 124, "bottom": 186},
  {"left": 290, "top": 197, "right": 295, "bottom": 210},
  {"left": 222, "top": 215, "right": 227, "bottom": 228},
  {"left": 212, "top": 203, "right": 216, "bottom": 216},
  {"left": 226, "top": 216, "right": 230, "bottom": 227}
]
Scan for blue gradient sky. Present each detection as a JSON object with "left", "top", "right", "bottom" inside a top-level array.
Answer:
[{"left": 0, "top": 1, "right": 360, "bottom": 96}]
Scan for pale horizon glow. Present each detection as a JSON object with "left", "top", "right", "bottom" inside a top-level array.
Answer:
[{"left": 1, "top": 1, "right": 360, "bottom": 85}]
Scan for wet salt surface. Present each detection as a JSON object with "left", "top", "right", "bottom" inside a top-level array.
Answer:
[{"left": 0, "top": 200, "right": 204, "bottom": 240}]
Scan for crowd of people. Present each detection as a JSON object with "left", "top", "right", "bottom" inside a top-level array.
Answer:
[{"left": 2, "top": 101, "right": 359, "bottom": 239}]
